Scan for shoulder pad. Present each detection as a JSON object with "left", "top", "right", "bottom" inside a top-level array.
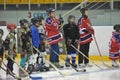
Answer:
[{"left": 46, "top": 18, "right": 53, "bottom": 25}]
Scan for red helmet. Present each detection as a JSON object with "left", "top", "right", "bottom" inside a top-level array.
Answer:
[{"left": 7, "top": 23, "right": 16, "bottom": 29}]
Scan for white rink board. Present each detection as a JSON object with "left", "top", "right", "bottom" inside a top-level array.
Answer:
[
  {"left": 0, "top": 26, "right": 113, "bottom": 55},
  {"left": 90, "top": 26, "right": 113, "bottom": 56}
]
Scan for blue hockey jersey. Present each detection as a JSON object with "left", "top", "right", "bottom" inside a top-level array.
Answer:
[{"left": 30, "top": 25, "right": 40, "bottom": 48}]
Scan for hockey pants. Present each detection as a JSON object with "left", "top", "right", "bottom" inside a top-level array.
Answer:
[{"left": 50, "top": 43, "right": 60, "bottom": 63}]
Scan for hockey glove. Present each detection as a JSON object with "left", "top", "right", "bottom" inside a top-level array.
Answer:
[
  {"left": 59, "top": 14, "right": 64, "bottom": 25},
  {"left": 74, "top": 39, "right": 79, "bottom": 44},
  {"left": 74, "top": 39, "right": 79, "bottom": 47}
]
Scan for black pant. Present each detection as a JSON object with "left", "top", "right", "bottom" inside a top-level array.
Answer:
[
  {"left": 65, "top": 41, "right": 78, "bottom": 52},
  {"left": 78, "top": 43, "right": 90, "bottom": 64},
  {"left": 7, "top": 58, "right": 14, "bottom": 74}
]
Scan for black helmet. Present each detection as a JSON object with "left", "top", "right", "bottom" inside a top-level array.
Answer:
[
  {"left": 19, "top": 19, "right": 28, "bottom": 26},
  {"left": 31, "top": 17, "right": 40, "bottom": 25},
  {"left": 68, "top": 15, "right": 75, "bottom": 22},
  {"left": 113, "top": 24, "right": 120, "bottom": 32},
  {"left": 0, "top": 29, "right": 3, "bottom": 35},
  {"left": 38, "top": 16, "right": 44, "bottom": 23},
  {"left": 80, "top": 8, "right": 88, "bottom": 14},
  {"left": 46, "top": 8, "right": 55, "bottom": 14}
]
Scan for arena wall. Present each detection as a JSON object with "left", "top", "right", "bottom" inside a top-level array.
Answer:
[{"left": 0, "top": 10, "right": 120, "bottom": 26}]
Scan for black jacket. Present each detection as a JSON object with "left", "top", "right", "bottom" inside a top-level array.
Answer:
[{"left": 63, "top": 23, "right": 80, "bottom": 41}]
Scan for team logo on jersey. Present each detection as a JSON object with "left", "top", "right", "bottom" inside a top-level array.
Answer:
[{"left": 46, "top": 18, "right": 52, "bottom": 25}]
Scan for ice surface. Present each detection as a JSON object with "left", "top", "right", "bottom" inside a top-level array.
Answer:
[{"left": 0, "top": 61, "right": 120, "bottom": 80}]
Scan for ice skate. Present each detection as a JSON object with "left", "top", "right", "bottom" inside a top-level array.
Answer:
[
  {"left": 53, "top": 62, "right": 64, "bottom": 68},
  {"left": 6, "top": 74, "right": 15, "bottom": 80},
  {"left": 71, "top": 63, "right": 77, "bottom": 68},
  {"left": 19, "top": 69, "right": 27, "bottom": 77},
  {"left": 65, "top": 62, "right": 70, "bottom": 67},
  {"left": 79, "top": 63, "right": 86, "bottom": 68},
  {"left": 112, "top": 60, "right": 119, "bottom": 68},
  {"left": 85, "top": 63, "right": 93, "bottom": 67}
]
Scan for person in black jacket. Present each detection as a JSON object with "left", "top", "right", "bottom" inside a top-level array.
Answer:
[{"left": 63, "top": 15, "right": 80, "bottom": 68}]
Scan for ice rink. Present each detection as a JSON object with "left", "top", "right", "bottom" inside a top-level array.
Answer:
[{"left": 0, "top": 61, "right": 120, "bottom": 80}]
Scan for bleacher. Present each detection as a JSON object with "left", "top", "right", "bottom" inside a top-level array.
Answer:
[
  {"left": 0, "top": 0, "right": 120, "bottom": 10},
  {"left": 0, "top": 0, "right": 111, "bottom": 4}
]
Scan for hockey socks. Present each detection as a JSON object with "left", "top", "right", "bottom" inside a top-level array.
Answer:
[{"left": 66, "top": 51, "right": 77, "bottom": 68}]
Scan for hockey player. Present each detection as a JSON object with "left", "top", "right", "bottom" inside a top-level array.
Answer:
[
  {"left": 18, "top": 19, "right": 31, "bottom": 68},
  {"left": 37, "top": 16, "right": 47, "bottom": 65},
  {"left": 0, "top": 29, "right": 4, "bottom": 68},
  {"left": 78, "top": 8, "right": 94, "bottom": 67},
  {"left": 45, "top": 8, "right": 63, "bottom": 68},
  {"left": 33, "top": 16, "right": 50, "bottom": 71},
  {"left": 109, "top": 24, "right": 120, "bottom": 67},
  {"left": 4, "top": 23, "right": 17, "bottom": 75},
  {"left": 30, "top": 17, "right": 41, "bottom": 65},
  {"left": 63, "top": 15, "right": 80, "bottom": 68},
  {"left": 18, "top": 19, "right": 31, "bottom": 76}
]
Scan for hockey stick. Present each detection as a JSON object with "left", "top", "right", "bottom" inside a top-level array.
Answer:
[
  {"left": 49, "top": 47, "right": 86, "bottom": 72},
  {"left": 2, "top": 61, "right": 21, "bottom": 80},
  {"left": 0, "top": 66, "right": 21, "bottom": 80},
  {"left": 71, "top": 44, "right": 103, "bottom": 70},
  {"left": 32, "top": 46, "right": 66, "bottom": 77},
  {"left": 93, "top": 35, "right": 112, "bottom": 68},
  {"left": 4, "top": 53, "right": 29, "bottom": 77},
  {"left": 24, "top": 39, "right": 36, "bottom": 75},
  {"left": 46, "top": 59, "right": 64, "bottom": 77}
]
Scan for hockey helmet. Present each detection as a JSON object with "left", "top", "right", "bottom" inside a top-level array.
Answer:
[
  {"left": 113, "top": 24, "right": 120, "bottom": 32},
  {"left": 80, "top": 8, "right": 88, "bottom": 14},
  {"left": 7, "top": 23, "right": 16, "bottom": 30},
  {"left": 19, "top": 19, "right": 29, "bottom": 26},
  {"left": 46, "top": 8, "right": 55, "bottom": 14},
  {"left": 68, "top": 15, "right": 75, "bottom": 23},
  {"left": 31, "top": 17, "right": 41, "bottom": 25},
  {"left": 38, "top": 16, "right": 44, "bottom": 23},
  {"left": 0, "top": 29, "right": 4, "bottom": 35}
]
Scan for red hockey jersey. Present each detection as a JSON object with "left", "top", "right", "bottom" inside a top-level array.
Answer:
[
  {"left": 109, "top": 32, "right": 120, "bottom": 60},
  {"left": 45, "top": 17, "right": 62, "bottom": 45},
  {"left": 78, "top": 17, "right": 94, "bottom": 44}
]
